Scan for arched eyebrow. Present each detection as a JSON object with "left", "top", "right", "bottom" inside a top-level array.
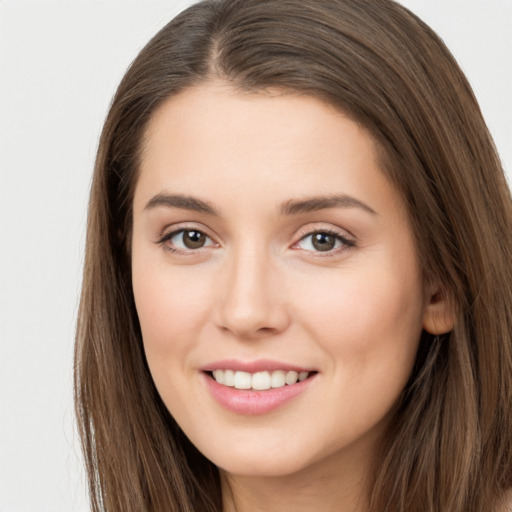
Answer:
[
  {"left": 280, "top": 195, "right": 377, "bottom": 216},
  {"left": 144, "top": 192, "right": 377, "bottom": 216},
  {"left": 144, "top": 193, "right": 218, "bottom": 215}
]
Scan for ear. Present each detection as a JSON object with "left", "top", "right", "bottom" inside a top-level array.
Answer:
[{"left": 422, "top": 286, "right": 456, "bottom": 335}]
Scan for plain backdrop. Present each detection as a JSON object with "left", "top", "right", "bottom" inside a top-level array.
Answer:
[{"left": 0, "top": 1, "right": 510, "bottom": 511}]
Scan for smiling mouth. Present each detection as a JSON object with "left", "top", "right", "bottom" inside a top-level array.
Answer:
[{"left": 207, "top": 369, "right": 316, "bottom": 391}]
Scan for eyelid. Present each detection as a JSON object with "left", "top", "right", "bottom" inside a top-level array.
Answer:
[
  {"left": 156, "top": 223, "right": 219, "bottom": 253},
  {"left": 291, "top": 223, "right": 356, "bottom": 255},
  {"left": 157, "top": 221, "right": 215, "bottom": 239},
  {"left": 293, "top": 223, "right": 355, "bottom": 242},
  {"left": 154, "top": 222, "right": 356, "bottom": 256}
]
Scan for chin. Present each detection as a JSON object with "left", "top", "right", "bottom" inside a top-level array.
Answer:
[
  {"left": 195, "top": 435, "right": 315, "bottom": 478},
  {"left": 217, "top": 455, "right": 311, "bottom": 479}
]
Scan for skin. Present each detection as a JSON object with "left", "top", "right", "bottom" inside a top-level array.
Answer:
[{"left": 131, "top": 82, "right": 452, "bottom": 511}]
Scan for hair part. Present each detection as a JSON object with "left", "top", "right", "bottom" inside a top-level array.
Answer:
[{"left": 75, "top": 1, "right": 512, "bottom": 510}]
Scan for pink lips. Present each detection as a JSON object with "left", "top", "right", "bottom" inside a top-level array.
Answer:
[{"left": 201, "top": 359, "right": 316, "bottom": 415}]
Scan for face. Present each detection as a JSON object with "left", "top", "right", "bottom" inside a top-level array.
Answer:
[{"left": 131, "top": 83, "right": 430, "bottom": 479}]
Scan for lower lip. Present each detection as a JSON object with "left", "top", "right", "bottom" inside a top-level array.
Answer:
[{"left": 202, "top": 373, "right": 316, "bottom": 415}]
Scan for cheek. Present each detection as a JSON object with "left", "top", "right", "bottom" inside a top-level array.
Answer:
[
  {"left": 131, "top": 255, "right": 212, "bottom": 363},
  {"left": 291, "top": 259, "right": 425, "bottom": 372},
  {"left": 293, "top": 266, "right": 424, "bottom": 431},
  {"left": 131, "top": 260, "right": 216, "bottom": 422}
]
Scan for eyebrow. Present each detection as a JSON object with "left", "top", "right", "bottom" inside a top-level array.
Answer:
[
  {"left": 280, "top": 194, "right": 377, "bottom": 216},
  {"left": 144, "top": 192, "right": 377, "bottom": 216},
  {"left": 144, "top": 193, "right": 218, "bottom": 215}
]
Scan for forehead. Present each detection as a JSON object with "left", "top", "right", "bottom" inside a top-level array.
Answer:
[
  {"left": 141, "top": 83, "right": 356, "bottom": 156},
  {"left": 142, "top": 84, "right": 368, "bottom": 171},
  {"left": 134, "top": 82, "right": 406, "bottom": 224}
]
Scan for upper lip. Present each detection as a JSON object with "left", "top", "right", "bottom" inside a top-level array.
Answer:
[{"left": 201, "top": 359, "right": 315, "bottom": 373}]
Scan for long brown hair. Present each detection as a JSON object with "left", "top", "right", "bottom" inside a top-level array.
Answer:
[{"left": 75, "top": 1, "right": 512, "bottom": 510}]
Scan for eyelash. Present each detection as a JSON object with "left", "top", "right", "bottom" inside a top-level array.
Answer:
[
  {"left": 157, "top": 227, "right": 217, "bottom": 255},
  {"left": 293, "top": 228, "right": 356, "bottom": 256},
  {"left": 156, "top": 226, "right": 356, "bottom": 256}
]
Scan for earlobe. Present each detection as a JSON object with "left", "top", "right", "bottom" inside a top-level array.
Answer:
[{"left": 422, "top": 288, "right": 456, "bottom": 335}]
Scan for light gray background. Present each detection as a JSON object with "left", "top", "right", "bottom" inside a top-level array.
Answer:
[{"left": 0, "top": 1, "right": 510, "bottom": 511}]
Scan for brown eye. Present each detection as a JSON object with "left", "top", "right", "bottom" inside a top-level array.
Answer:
[
  {"left": 161, "top": 228, "right": 214, "bottom": 252},
  {"left": 311, "top": 233, "right": 336, "bottom": 252},
  {"left": 180, "top": 230, "right": 206, "bottom": 249},
  {"left": 295, "top": 230, "right": 354, "bottom": 254}
]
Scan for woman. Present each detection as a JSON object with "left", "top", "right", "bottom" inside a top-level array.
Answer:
[{"left": 74, "top": 0, "right": 512, "bottom": 510}]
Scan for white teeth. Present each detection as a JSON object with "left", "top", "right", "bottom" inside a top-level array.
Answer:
[
  {"left": 211, "top": 369, "right": 311, "bottom": 390},
  {"left": 252, "top": 371, "right": 271, "bottom": 390},
  {"left": 233, "top": 371, "right": 252, "bottom": 389},
  {"left": 285, "top": 371, "right": 298, "bottom": 385},
  {"left": 212, "top": 369, "right": 224, "bottom": 384},
  {"left": 224, "top": 369, "right": 235, "bottom": 386},
  {"left": 271, "top": 370, "right": 286, "bottom": 388}
]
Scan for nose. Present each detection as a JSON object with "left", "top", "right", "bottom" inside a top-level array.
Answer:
[{"left": 215, "top": 243, "right": 290, "bottom": 339}]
